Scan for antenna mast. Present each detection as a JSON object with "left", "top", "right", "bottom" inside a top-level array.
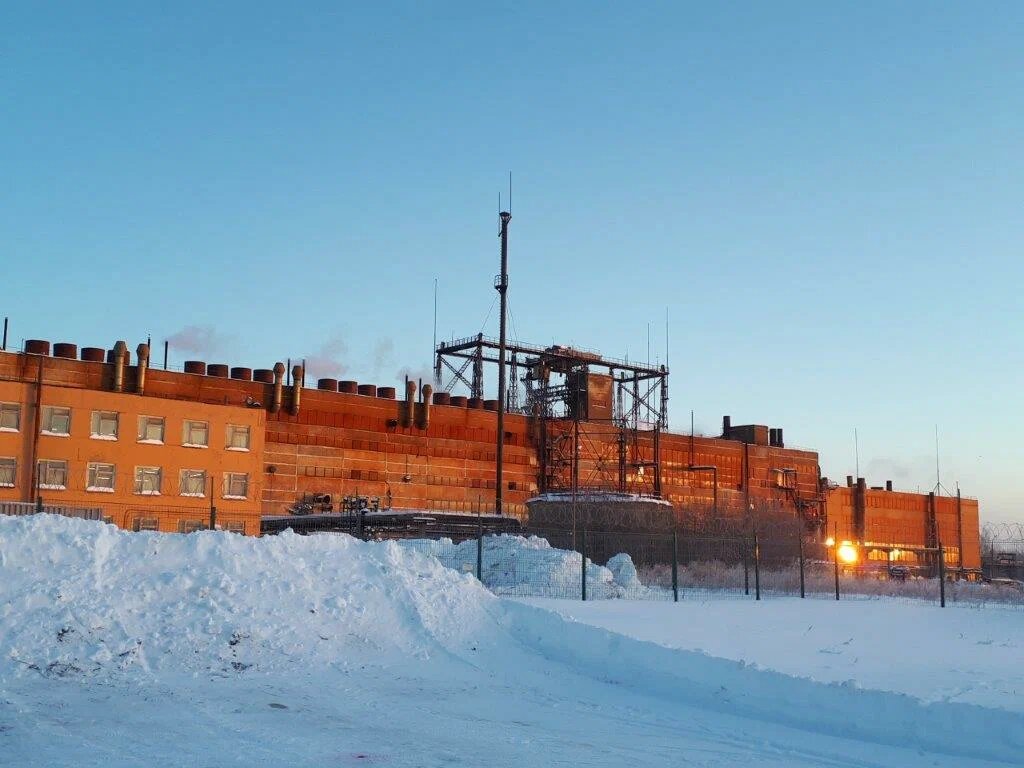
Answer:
[{"left": 495, "top": 180, "right": 511, "bottom": 516}]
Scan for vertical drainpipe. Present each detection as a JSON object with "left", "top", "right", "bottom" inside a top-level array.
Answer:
[
  {"left": 854, "top": 477, "right": 867, "bottom": 542},
  {"left": 27, "top": 356, "right": 43, "bottom": 503},
  {"left": 743, "top": 441, "right": 750, "bottom": 515},
  {"left": 956, "top": 486, "right": 964, "bottom": 571},
  {"left": 271, "top": 362, "right": 285, "bottom": 414},
  {"left": 135, "top": 343, "right": 150, "bottom": 395},
  {"left": 290, "top": 365, "right": 303, "bottom": 416},
  {"left": 112, "top": 341, "right": 128, "bottom": 393}
]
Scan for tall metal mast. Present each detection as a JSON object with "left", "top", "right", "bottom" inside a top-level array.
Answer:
[{"left": 495, "top": 209, "right": 511, "bottom": 515}]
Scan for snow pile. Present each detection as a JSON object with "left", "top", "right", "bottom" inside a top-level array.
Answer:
[
  {"left": 0, "top": 514, "right": 495, "bottom": 682},
  {"left": 400, "top": 534, "right": 653, "bottom": 598}
]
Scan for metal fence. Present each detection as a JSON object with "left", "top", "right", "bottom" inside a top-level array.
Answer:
[{"left": 277, "top": 514, "right": 1024, "bottom": 608}]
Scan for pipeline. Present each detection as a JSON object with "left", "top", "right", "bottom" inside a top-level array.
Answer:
[
  {"left": 271, "top": 362, "right": 285, "bottom": 414},
  {"left": 135, "top": 343, "right": 150, "bottom": 395},
  {"left": 417, "top": 383, "right": 433, "bottom": 429},
  {"left": 290, "top": 364, "right": 303, "bottom": 416},
  {"left": 112, "top": 341, "right": 128, "bottom": 393}
]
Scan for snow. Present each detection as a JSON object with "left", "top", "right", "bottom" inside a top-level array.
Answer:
[
  {"left": 89, "top": 434, "right": 118, "bottom": 441},
  {"left": 136, "top": 438, "right": 163, "bottom": 445},
  {"left": 85, "top": 486, "right": 114, "bottom": 493},
  {"left": 40, "top": 430, "right": 69, "bottom": 437},
  {"left": 527, "top": 491, "right": 673, "bottom": 506},
  {"left": 524, "top": 598, "right": 1024, "bottom": 714},
  {"left": 1, "top": 514, "right": 1022, "bottom": 767},
  {"left": 400, "top": 534, "right": 655, "bottom": 599}
]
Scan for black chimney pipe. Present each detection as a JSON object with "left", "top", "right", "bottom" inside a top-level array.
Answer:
[{"left": 495, "top": 210, "right": 511, "bottom": 516}]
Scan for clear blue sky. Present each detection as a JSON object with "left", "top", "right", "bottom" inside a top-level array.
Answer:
[{"left": 2, "top": 3, "right": 1021, "bottom": 522}]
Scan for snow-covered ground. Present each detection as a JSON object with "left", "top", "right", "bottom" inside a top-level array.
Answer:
[{"left": 2, "top": 515, "right": 1023, "bottom": 767}]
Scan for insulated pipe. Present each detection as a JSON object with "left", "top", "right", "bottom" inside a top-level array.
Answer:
[
  {"left": 271, "top": 362, "right": 285, "bottom": 414},
  {"left": 112, "top": 340, "right": 128, "bottom": 393},
  {"left": 417, "top": 383, "right": 433, "bottom": 429},
  {"left": 401, "top": 378, "right": 416, "bottom": 428},
  {"left": 290, "top": 365, "right": 303, "bottom": 416},
  {"left": 136, "top": 343, "right": 150, "bottom": 395}
]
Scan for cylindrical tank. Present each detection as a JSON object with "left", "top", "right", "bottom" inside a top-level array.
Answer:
[
  {"left": 339, "top": 381, "right": 358, "bottom": 394},
  {"left": 231, "top": 367, "right": 253, "bottom": 381},
  {"left": 432, "top": 392, "right": 451, "bottom": 406},
  {"left": 184, "top": 360, "right": 207, "bottom": 375},
  {"left": 357, "top": 384, "right": 377, "bottom": 397},
  {"left": 253, "top": 369, "right": 275, "bottom": 384},
  {"left": 317, "top": 378, "right": 338, "bottom": 391},
  {"left": 53, "top": 343, "right": 77, "bottom": 359},
  {"left": 450, "top": 396, "right": 468, "bottom": 408},
  {"left": 207, "top": 364, "right": 229, "bottom": 378},
  {"left": 377, "top": 386, "right": 396, "bottom": 399},
  {"left": 467, "top": 397, "right": 484, "bottom": 410},
  {"left": 483, "top": 399, "right": 499, "bottom": 411},
  {"left": 80, "top": 347, "right": 105, "bottom": 362},
  {"left": 24, "top": 340, "right": 50, "bottom": 355}
]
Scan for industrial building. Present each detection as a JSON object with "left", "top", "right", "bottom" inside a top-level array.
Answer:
[{"left": 0, "top": 330, "right": 981, "bottom": 572}]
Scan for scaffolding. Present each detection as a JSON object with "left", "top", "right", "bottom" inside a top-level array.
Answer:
[{"left": 435, "top": 334, "right": 667, "bottom": 497}]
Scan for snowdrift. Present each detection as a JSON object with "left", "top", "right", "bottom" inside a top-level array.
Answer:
[
  {"left": 2, "top": 515, "right": 1023, "bottom": 765},
  {"left": 400, "top": 534, "right": 651, "bottom": 598}
]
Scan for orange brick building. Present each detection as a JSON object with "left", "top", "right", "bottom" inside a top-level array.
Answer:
[{"left": 0, "top": 338, "right": 980, "bottom": 570}]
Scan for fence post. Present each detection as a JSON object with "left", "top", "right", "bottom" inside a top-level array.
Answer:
[
  {"left": 742, "top": 538, "right": 750, "bottom": 596},
  {"left": 581, "top": 529, "right": 587, "bottom": 602},
  {"left": 672, "top": 530, "right": 679, "bottom": 603},
  {"left": 938, "top": 541, "right": 946, "bottom": 608},
  {"left": 833, "top": 523, "right": 840, "bottom": 601},
  {"left": 753, "top": 530, "right": 761, "bottom": 601},
  {"left": 476, "top": 511, "right": 483, "bottom": 582},
  {"left": 798, "top": 530, "right": 805, "bottom": 599}
]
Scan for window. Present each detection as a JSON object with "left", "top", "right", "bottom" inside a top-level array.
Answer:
[
  {"left": 132, "top": 517, "right": 159, "bottom": 532},
  {"left": 177, "top": 519, "right": 208, "bottom": 533},
  {"left": 223, "top": 472, "right": 249, "bottom": 499},
  {"left": 38, "top": 459, "right": 68, "bottom": 490},
  {"left": 183, "top": 420, "right": 209, "bottom": 448},
  {"left": 137, "top": 416, "right": 165, "bottom": 444},
  {"left": 0, "top": 403, "right": 20, "bottom": 431},
  {"left": 41, "top": 406, "right": 71, "bottom": 436},
  {"left": 90, "top": 410, "right": 119, "bottom": 440},
  {"left": 222, "top": 521, "right": 246, "bottom": 534},
  {"left": 226, "top": 424, "right": 250, "bottom": 451},
  {"left": 0, "top": 457, "right": 15, "bottom": 487},
  {"left": 87, "top": 462, "right": 116, "bottom": 492},
  {"left": 179, "top": 469, "right": 207, "bottom": 497},
  {"left": 134, "top": 466, "right": 162, "bottom": 495}
]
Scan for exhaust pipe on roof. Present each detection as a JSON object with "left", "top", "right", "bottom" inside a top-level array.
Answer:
[
  {"left": 417, "top": 383, "right": 433, "bottom": 430},
  {"left": 112, "top": 341, "right": 128, "bottom": 393},
  {"left": 290, "top": 364, "right": 303, "bottom": 416},
  {"left": 136, "top": 343, "right": 150, "bottom": 395},
  {"left": 401, "top": 377, "right": 416, "bottom": 428},
  {"left": 271, "top": 362, "right": 285, "bottom": 414}
]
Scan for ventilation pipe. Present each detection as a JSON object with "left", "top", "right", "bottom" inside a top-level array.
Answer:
[
  {"left": 722, "top": 415, "right": 732, "bottom": 438},
  {"left": 135, "top": 343, "right": 150, "bottom": 395},
  {"left": 401, "top": 378, "right": 416, "bottom": 428},
  {"left": 112, "top": 341, "right": 128, "bottom": 393},
  {"left": 290, "top": 365, "right": 303, "bottom": 416},
  {"left": 271, "top": 362, "right": 285, "bottom": 414},
  {"left": 417, "top": 383, "right": 433, "bottom": 429}
]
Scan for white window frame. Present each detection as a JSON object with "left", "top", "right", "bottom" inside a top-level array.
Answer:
[
  {"left": 0, "top": 402, "right": 20, "bottom": 432},
  {"left": 183, "top": 420, "right": 209, "bottom": 448},
  {"left": 179, "top": 469, "right": 207, "bottom": 497},
  {"left": 223, "top": 472, "right": 249, "bottom": 500},
  {"left": 226, "top": 424, "right": 251, "bottom": 451},
  {"left": 133, "top": 466, "right": 163, "bottom": 495},
  {"left": 90, "top": 410, "right": 119, "bottom": 440},
  {"left": 0, "top": 457, "right": 16, "bottom": 487},
  {"left": 86, "top": 462, "right": 116, "bottom": 492},
  {"left": 41, "top": 406, "right": 72, "bottom": 436},
  {"left": 137, "top": 415, "right": 166, "bottom": 444},
  {"left": 37, "top": 459, "right": 68, "bottom": 490}
]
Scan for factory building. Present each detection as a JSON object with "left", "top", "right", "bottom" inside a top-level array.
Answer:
[{"left": 0, "top": 334, "right": 981, "bottom": 572}]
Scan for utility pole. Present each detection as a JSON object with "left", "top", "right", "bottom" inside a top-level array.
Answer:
[{"left": 495, "top": 209, "right": 511, "bottom": 516}]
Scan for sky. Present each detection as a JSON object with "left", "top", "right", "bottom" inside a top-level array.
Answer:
[{"left": 1, "top": 2, "right": 1021, "bottom": 522}]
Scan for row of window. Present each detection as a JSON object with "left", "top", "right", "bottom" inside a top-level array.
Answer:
[
  {"left": 0, "top": 457, "right": 249, "bottom": 499},
  {"left": 0, "top": 403, "right": 250, "bottom": 450}
]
